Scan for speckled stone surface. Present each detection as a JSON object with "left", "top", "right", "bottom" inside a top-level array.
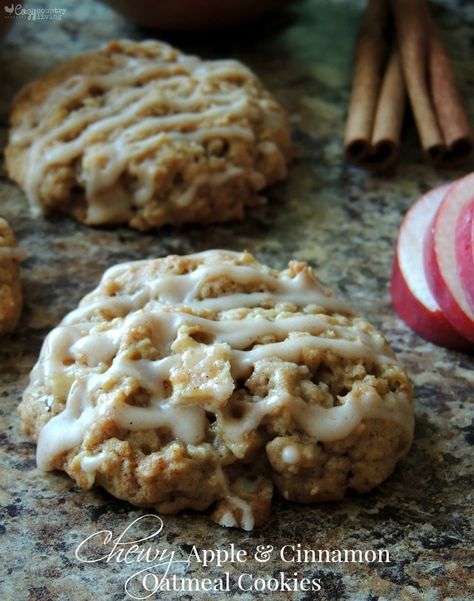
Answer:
[{"left": 1, "top": 1, "right": 473, "bottom": 600}]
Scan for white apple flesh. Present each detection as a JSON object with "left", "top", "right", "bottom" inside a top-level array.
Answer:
[
  {"left": 456, "top": 199, "right": 474, "bottom": 311},
  {"left": 391, "top": 184, "right": 473, "bottom": 351},
  {"left": 425, "top": 173, "right": 474, "bottom": 343}
]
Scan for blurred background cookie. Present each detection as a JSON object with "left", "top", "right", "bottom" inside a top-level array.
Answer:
[
  {"left": 6, "top": 39, "right": 293, "bottom": 230},
  {"left": 0, "top": 217, "right": 24, "bottom": 335}
]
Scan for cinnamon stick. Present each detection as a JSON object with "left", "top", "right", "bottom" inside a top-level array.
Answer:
[
  {"left": 391, "top": 0, "right": 473, "bottom": 167},
  {"left": 344, "top": 0, "right": 403, "bottom": 171},
  {"left": 370, "top": 46, "right": 405, "bottom": 167},
  {"left": 427, "top": 13, "right": 473, "bottom": 164}
]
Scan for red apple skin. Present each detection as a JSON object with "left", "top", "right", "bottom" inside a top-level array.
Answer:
[
  {"left": 391, "top": 183, "right": 473, "bottom": 352},
  {"left": 424, "top": 173, "right": 474, "bottom": 343},
  {"left": 391, "top": 254, "right": 473, "bottom": 352},
  {"left": 456, "top": 200, "right": 474, "bottom": 311}
]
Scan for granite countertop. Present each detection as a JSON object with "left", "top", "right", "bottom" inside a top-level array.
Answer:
[{"left": 0, "top": 1, "right": 473, "bottom": 600}]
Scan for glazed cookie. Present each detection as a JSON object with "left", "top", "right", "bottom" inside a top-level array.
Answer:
[
  {"left": 20, "top": 250, "right": 413, "bottom": 530},
  {"left": 0, "top": 218, "right": 24, "bottom": 335},
  {"left": 6, "top": 40, "right": 292, "bottom": 230}
]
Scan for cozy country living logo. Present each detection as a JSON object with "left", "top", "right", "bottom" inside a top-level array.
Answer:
[{"left": 3, "top": 3, "right": 66, "bottom": 20}]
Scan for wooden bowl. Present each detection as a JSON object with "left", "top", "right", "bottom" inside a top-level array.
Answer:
[{"left": 99, "top": 0, "right": 293, "bottom": 31}]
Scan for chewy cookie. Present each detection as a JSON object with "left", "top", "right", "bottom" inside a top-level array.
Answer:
[
  {"left": 6, "top": 40, "right": 292, "bottom": 230},
  {"left": 0, "top": 218, "right": 24, "bottom": 335},
  {"left": 20, "top": 250, "right": 413, "bottom": 530}
]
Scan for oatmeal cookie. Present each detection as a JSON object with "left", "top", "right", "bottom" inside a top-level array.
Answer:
[
  {"left": 6, "top": 40, "right": 292, "bottom": 230},
  {"left": 20, "top": 250, "right": 413, "bottom": 529},
  {"left": 0, "top": 218, "right": 24, "bottom": 335}
]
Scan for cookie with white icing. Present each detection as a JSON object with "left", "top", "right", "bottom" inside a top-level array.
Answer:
[
  {"left": 0, "top": 218, "right": 24, "bottom": 335},
  {"left": 19, "top": 250, "right": 413, "bottom": 529},
  {"left": 6, "top": 40, "right": 292, "bottom": 230}
]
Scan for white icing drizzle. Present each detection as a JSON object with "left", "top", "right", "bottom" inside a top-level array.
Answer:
[
  {"left": 13, "top": 40, "right": 289, "bottom": 224},
  {"left": 226, "top": 496, "right": 255, "bottom": 532},
  {"left": 114, "top": 403, "right": 207, "bottom": 445},
  {"left": 80, "top": 451, "right": 107, "bottom": 473},
  {"left": 282, "top": 445, "right": 300, "bottom": 465},
  {"left": 27, "top": 251, "right": 413, "bottom": 473},
  {"left": 218, "top": 511, "right": 237, "bottom": 528},
  {"left": 36, "top": 377, "right": 97, "bottom": 471}
]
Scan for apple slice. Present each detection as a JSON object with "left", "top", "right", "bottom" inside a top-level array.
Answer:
[
  {"left": 425, "top": 173, "right": 474, "bottom": 343},
  {"left": 456, "top": 199, "right": 474, "bottom": 311},
  {"left": 391, "top": 184, "right": 472, "bottom": 352}
]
